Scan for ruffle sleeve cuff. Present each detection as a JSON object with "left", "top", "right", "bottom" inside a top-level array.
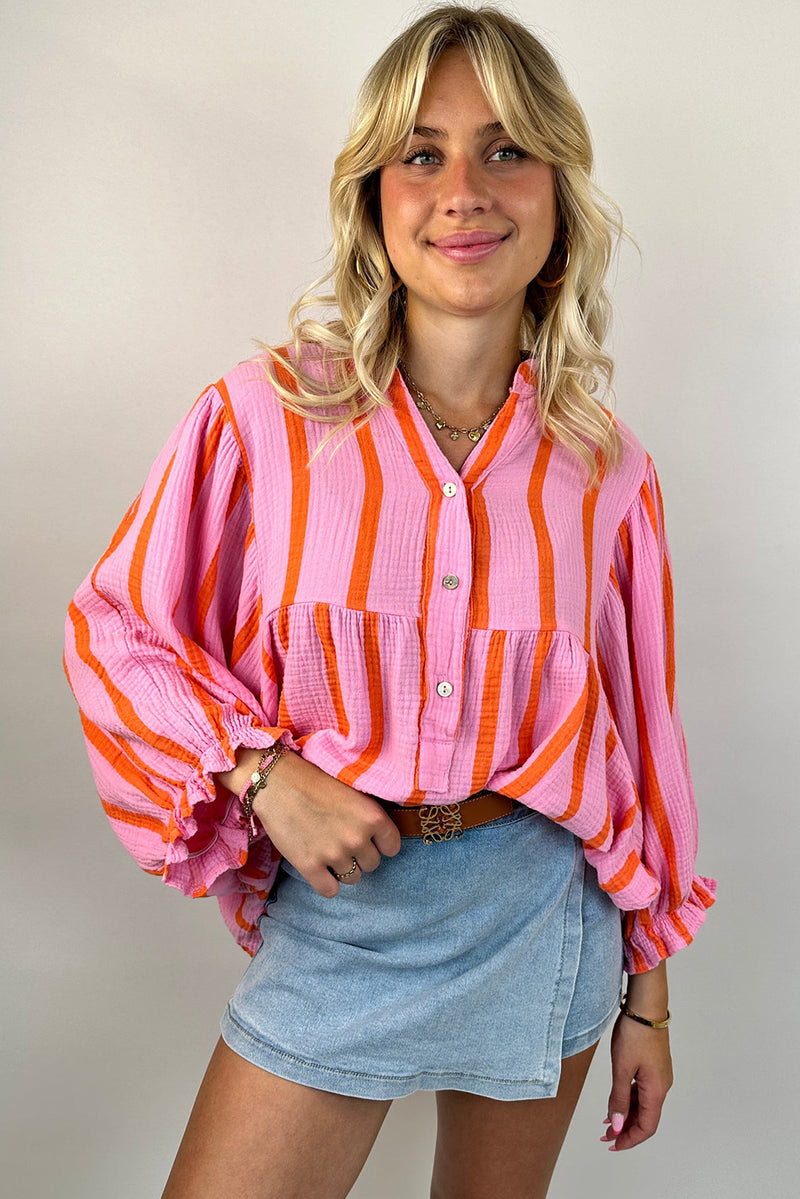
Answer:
[
  {"left": 622, "top": 872, "right": 718, "bottom": 974},
  {"left": 161, "top": 716, "right": 301, "bottom": 898}
]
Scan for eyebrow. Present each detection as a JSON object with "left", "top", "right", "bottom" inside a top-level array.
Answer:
[{"left": 411, "top": 121, "right": 506, "bottom": 139}]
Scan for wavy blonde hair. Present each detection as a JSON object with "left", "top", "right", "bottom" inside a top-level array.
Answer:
[{"left": 253, "top": 2, "right": 627, "bottom": 490}]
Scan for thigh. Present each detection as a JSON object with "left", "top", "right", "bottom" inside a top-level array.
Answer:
[
  {"left": 430, "top": 1041, "right": 600, "bottom": 1199},
  {"left": 161, "top": 1037, "right": 393, "bottom": 1199}
]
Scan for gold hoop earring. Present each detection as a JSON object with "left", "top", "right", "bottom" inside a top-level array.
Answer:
[{"left": 535, "top": 235, "right": 571, "bottom": 289}]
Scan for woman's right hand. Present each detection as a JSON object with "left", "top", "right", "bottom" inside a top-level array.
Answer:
[{"left": 251, "top": 750, "right": 403, "bottom": 896}]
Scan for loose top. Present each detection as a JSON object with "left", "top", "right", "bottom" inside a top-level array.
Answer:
[{"left": 63, "top": 345, "right": 717, "bottom": 974}]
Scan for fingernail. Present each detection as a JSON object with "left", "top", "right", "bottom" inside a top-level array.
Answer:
[
  {"left": 611, "top": 1112, "right": 624, "bottom": 1134},
  {"left": 602, "top": 1116, "right": 610, "bottom": 1124}
]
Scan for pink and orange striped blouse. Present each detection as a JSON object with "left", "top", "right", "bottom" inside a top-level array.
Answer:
[{"left": 63, "top": 345, "right": 717, "bottom": 974}]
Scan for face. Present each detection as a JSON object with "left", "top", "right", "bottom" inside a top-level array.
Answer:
[{"left": 379, "top": 47, "right": 558, "bottom": 325}]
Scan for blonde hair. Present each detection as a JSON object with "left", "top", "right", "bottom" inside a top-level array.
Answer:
[{"left": 253, "top": 2, "right": 627, "bottom": 490}]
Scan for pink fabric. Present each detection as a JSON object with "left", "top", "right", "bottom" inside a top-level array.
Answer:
[{"left": 63, "top": 345, "right": 717, "bottom": 973}]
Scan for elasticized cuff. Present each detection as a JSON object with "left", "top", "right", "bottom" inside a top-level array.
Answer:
[
  {"left": 622, "top": 873, "right": 718, "bottom": 974},
  {"left": 161, "top": 715, "right": 300, "bottom": 897}
]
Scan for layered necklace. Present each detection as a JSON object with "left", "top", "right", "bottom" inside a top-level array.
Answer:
[{"left": 398, "top": 358, "right": 509, "bottom": 443}]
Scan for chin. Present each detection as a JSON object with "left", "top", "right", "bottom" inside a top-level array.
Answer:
[{"left": 434, "top": 290, "right": 508, "bottom": 315}]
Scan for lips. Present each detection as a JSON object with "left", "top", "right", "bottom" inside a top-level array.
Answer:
[
  {"left": 429, "top": 232, "right": 509, "bottom": 264},
  {"left": 432, "top": 230, "right": 508, "bottom": 248}
]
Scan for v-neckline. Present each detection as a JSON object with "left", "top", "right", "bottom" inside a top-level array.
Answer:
[{"left": 388, "top": 358, "right": 538, "bottom": 485}]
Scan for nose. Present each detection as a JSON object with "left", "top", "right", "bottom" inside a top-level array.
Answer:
[{"left": 437, "top": 154, "right": 492, "bottom": 216}]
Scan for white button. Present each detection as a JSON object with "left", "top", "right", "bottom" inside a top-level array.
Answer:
[
  {"left": 436, "top": 680, "right": 454, "bottom": 697},
  {"left": 442, "top": 481, "right": 458, "bottom": 497},
  {"left": 442, "top": 575, "right": 459, "bottom": 589}
]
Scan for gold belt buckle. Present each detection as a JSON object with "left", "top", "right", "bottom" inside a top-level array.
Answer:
[{"left": 419, "top": 803, "right": 464, "bottom": 845}]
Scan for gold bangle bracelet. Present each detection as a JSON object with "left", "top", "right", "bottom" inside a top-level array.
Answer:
[{"left": 619, "top": 993, "right": 671, "bottom": 1029}]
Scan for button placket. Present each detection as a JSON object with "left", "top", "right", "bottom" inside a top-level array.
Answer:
[{"left": 417, "top": 475, "right": 474, "bottom": 791}]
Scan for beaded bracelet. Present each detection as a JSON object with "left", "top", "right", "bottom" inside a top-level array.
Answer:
[
  {"left": 239, "top": 743, "right": 290, "bottom": 844},
  {"left": 619, "top": 993, "right": 671, "bottom": 1028}
]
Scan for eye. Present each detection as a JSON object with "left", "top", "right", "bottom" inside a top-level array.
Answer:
[
  {"left": 401, "top": 145, "right": 440, "bottom": 166},
  {"left": 488, "top": 143, "right": 528, "bottom": 162}
]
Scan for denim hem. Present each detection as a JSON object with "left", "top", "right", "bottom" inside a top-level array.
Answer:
[
  {"left": 220, "top": 1004, "right": 563, "bottom": 1101},
  {"left": 561, "top": 987, "right": 622, "bottom": 1059}
]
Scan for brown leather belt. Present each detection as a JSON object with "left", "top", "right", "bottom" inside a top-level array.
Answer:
[{"left": 373, "top": 789, "right": 516, "bottom": 844}]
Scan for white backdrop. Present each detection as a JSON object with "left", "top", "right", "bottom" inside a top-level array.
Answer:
[{"left": 2, "top": 2, "right": 798, "bottom": 1195}]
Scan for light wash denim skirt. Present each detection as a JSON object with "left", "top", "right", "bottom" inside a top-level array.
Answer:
[{"left": 219, "top": 798, "right": 624, "bottom": 1101}]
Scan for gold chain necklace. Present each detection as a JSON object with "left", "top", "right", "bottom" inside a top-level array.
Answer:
[{"left": 398, "top": 359, "right": 508, "bottom": 443}]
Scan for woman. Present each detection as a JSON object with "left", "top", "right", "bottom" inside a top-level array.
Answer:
[{"left": 63, "top": 5, "right": 716, "bottom": 1197}]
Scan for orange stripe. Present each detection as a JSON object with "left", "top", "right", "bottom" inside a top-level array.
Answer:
[
  {"left": 156, "top": 635, "right": 249, "bottom": 765},
  {"left": 191, "top": 459, "right": 247, "bottom": 642},
  {"left": 505, "top": 670, "right": 590, "bottom": 796},
  {"left": 602, "top": 849, "right": 640, "bottom": 894},
  {"left": 556, "top": 657, "right": 600, "bottom": 821},
  {"left": 68, "top": 601, "right": 201, "bottom": 778},
  {"left": 128, "top": 448, "right": 177, "bottom": 623},
  {"left": 618, "top": 796, "right": 639, "bottom": 834},
  {"left": 71, "top": 585, "right": 272, "bottom": 820},
  {"left": 628, "top": 555, "right": 682, "bottom": 910},
  {"left": 193, "top": 404, "right": 227, "bottom": 507},
  {"left": 193, "top": 549, "right": 222, "bottom": 647},
  {"left": 231, "top": 587, "right": 261, "bottom": 671},
  {"left": 347, "top": 421, "right": 383, "bottom": 610},
  {"left": 605, "top": 723, "right": 617, "bottom": 760},
  {"left": 261, "top": 638, "right": 278, "bottom": 685},
  {"left": 640, "top": 458, "right": 660, "bottom": 540},
  {"left": 280, "top": 407, "right": 311, "bottom": 608},
  {"left": 467, "top": 482, "right": 491, "bottom": 629},
  {"left": 527, "top": 437, "right": 556, "bottom": 627},
  {"left": 101, "top": 799, "right": 168, "bottom": 839},
  {"left": 314, "top": 603, "right": 350, "bottom": 737},
  {"left": 388, "top": 374, "right": 442, "bottom": 795},
  {"left": 668, "top": 908, "right": 690, "bottom": 942},
  {"left": 582, "top": 803, "right": 613, "bottom": 850},
  {"left": 179, "top": 635, "right": 224, "bottom": 688},
  {"left": 216, "top": 377, "right": 256, "bottom": 499},
  {"left": 336, "top": 610, "right": 384, "bottom": 786},
  {"left": 388, "top": 372, "right": 448, "bottom": 491},
  {"left": 79, "top": 713, "right": 176, "bottom": 811},
  {"left": 596, "top": 635, "right": 620, "bottom": 731},
  {"left": 233, "top": 893, "right": 252, "bottom": 931},
  {"left": 621, "top": 916, "right": 650, "bottom": 974},
  {"left": 129, "top": 400, "right": 227, "bottom": 624},
  {"left": 461, "top": 385, "right": 519, "bottom": 488},
  {"left": 637, "top": 909, "right": 669, "bottom": 957},
  {"left": 651, "top": 466, "right": 677, "bottom": 712},
  {"left": 617, "top": 517, "right": 632, "bottom": 585},
  {"left": 93, "top": 490, "right": 142, "bottom": 575},
  {"left": 581, "top": 464, "right": 602, "bottom": 649},
  {"left": 516, "top": 630, "right": 553, "bottom": 761},
  {"left": 470, "top": 629, "right": 507, "bottom": 792}
]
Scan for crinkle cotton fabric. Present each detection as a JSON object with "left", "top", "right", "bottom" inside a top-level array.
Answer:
[{"left": 63, "top": 345, "right": 717, "bottom": 974}]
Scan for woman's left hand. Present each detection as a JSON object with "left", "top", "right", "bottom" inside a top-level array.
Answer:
[{"left": 600, "top": 1013, "right": 674, "bottom": 1151}]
